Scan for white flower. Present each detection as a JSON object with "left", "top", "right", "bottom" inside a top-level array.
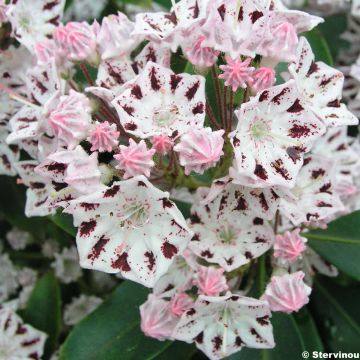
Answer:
[
  {"left": 0, "top": 254, "right": 18, "bottom": 303},
  {"left": 52, "top": 246, "right": 82, "bottom": 284},
  {"left": 0, "top": 308, "right": 47, "bottom": 360},
  {"left": 41, "top": 239, "right": 60, "bottom": 258},
  {"left": 64, "top": 176, "right": 193, "bottom": 287},
  {"left": 112, "top": 62, "right": 206, "bottom": 139},
  {"left": 6, "top": 228, "right": 28, "bottom": 250},
  {"left": 64, "top": 295, "right": 102, "bottom": 326},
  {"left": 289, "top": 37, "right": 358, "bottom": 127},
  {"left": 188, "top": 183, "right": 275, "bottom": 271},
  {"left": 173, "top": 293, "right": 275, "bottom": 359},
  {"left": 230, "top": 80, "right": 325, "bottom": 188}
]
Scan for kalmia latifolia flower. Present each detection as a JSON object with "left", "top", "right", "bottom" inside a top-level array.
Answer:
[
  {"left": 219, "top": 57, "right": 254, "bottom": 92},
  {"left": 169, "top": 293, "right": 194, "bottom": 317},
  {"left": 151, "top": 134, "right": 174, "bottom": 155},
  {"left": 185, "top": 35, "right": 220, "bottom": 69},
  {"left": 54, "top": 21, "right": 98, "bottom": 62},
  {"left": 0, "top": 308, "right": 47, "bottom": 359},
  {"left": 174, "top": 128, "right": 224, "bottom": 175},
  {"left": 262, "top": 271, "right": 312, "bottom": 314},
  {"left": 249, "top": 67, "right": 276, "bottom": 93},
  {"left": 88, "top": 121, "right": 119, "bottom": 152},
  {"left": 114, "top": 139, "right": 155, "bottom": 179},
  {"left": 273, "top": 229, "right": 307, "bottom": 264},
  {"left": 194, "top": 266, "right": 228, "bottom": 296}
]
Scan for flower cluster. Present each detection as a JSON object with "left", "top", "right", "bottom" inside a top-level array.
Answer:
[{"left": 0, "top": 0, "right": 359, "bottom": 359}]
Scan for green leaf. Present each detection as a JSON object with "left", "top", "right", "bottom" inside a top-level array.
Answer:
[
  {"left": 303, "top": 29, "right": 333, "bottom": 65},
  {"left": 59, "top": 281, "right": 194, "bottom": 360},
  {"left": 305, "top": 210, "right": 360, "bottom": 281},
  {"left": 49, "top": 211, "right": 77, "bottom": 237},
  {"left": 0, "top": 176, "right": 46, "bottom": 239},
  {"left": 153, "top": 0, "right": 171, "bottom": 10},
  {"left": 294, "top": 308, "right": 324, "bottom": 352},
  {"left": 20, "top": 272, "right": 62, "bottom": 359},
  {"left": 310, "top": 277, "right": 360, "bottom": 352}
]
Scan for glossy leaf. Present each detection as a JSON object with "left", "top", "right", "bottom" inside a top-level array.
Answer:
[
  {"left": 311, "top": 277, "right": 360, "bottom": 352},
  {"left": 59, "top": 281, "right": 195, "bottom": 360},
  {"left": 20, "top": 272, "right": 62, "bottom": 360},
  {"left": 305, "top": 211, "right": 360, "bottom": 281},
  {"left": 303, "top": 29, "right": 333, "bottom": 65}
]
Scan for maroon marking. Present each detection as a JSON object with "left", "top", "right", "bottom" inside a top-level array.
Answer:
[
  {"left": 288, "top": 124, "right": 311, "bottom": 138},
  {"left": 258, "top": 192, "right": 269, "bottom": 211},
  {"left": 161, "top": 241, "right": 178, "bottom": 259},
  {"left": 235, "top": 336, "right": 244, "bottom": 347},
  {"left": 217, "top": 4, "right": 226, "bottom": 21},
  {"left": 16, "top": 324, "right": 27, "bottom": 334},
  {"left": 237, "top": 6, "right": 244, "bottom": 21},
  {"left": 1, "top": 155, "right": 10, "bottom": 169},
  {"left": 319, "top": 182, "right": 332, "bottom": 194},
  {"left": 131, "top": 84, "right": 143, "bottom": 99},
  {"left": 185, "top": 81, "right": 200, "bottom": 101},
  {"left": 234, "top": 196, "right": 248, "bottom": 211},
  {"left": 245, "top": 251, "right": 253, "bottom": 259},
  {"left": 271, "top": 87, "right": 290, "bottom": 105},
  {"left": 317, "top": 201, "right": 332, "bottom": 207},
  {"left": 124, "top": 122, "right": 137, "bottom": 131},
  {"left": 303, "top": 157, "right": 312, "bottom": 166},
  {"left": 48, "top": 15, "right": 60, "bottom": 26},
  {"left": 88, "top": 236, "right": 109, "bottom": 262},
  {"left": 107, "top": 63, "right": 124, "bottom": 84},
  {"left": 47, "top": 162, "right": 66, "bottom": 173},
  {"left": 311, "top": 168, "right": 325, "bottom": 179},
  {"left": 190, "top": 212, "right": 201, "bottom": 224},
  {"left": 22, "top": 338, "right": 40, "bottom": 347},
  {"left": 259, "top": 90, "right": 269, "bottom": 102},
  {"left": 191, "top": 1, "right": 200, "bottom": 18},
  {"left": 271, "top": 159, "right": 291, "bottom": 180},
  {"left": 320, "top": 76, "right": 333, "bottom": 87},
  {"left": 138, "top": 181, "right": 147, "bottom": 187},
  {"left": 201, "top": 250, "right": 213, "bottom": 258},
  {"left": 80, "top": 203, "right": 99, "bottom": 211},
  {"left": 162, "top": 198, "right": 173, "bottom": 208},
  {"left": 104, "top": 185, "right": 120, "bottom": 198},
  {"left": 306, "top": 213, "right": 319, "bottom": 221},
  {"left": 112, "top": 252, "right": 131, "bottom": 271},
  {"left": 212, "top": 336, "right": 223, "bottom": 351},
  {"left": 232, "top": 136, "right": 240, "bottom": 147},
  {"left": 253, "top": 217, "right": 264, "bottom": 225},
  {"left": 150, "top": 67, "right": 161, "bottom": 91},
  {"left": 254, "top": 164, "right": 268, "bottom": 180},
  {"left": 194, "top": 331, "right": 204, "bottom": 344},
  {"left": 327, "top": 99, "right": 340, "bottom": 108},
  {"left": 145, "top": 251, "right": 156, "bottom": 271},
  {"left": 287, "top": 99, "right": 304, "bottom": 113},
  {"left": 122, "top": 104, "right": 135, "bottom": 116},
  {"left": 80, "top": 220, "right": 97, "bottom": 237},
  {"left": 192, "top": 102, "right": 204, "bottom": 115},
  {"left": 287, "top": 146, "right": 303, "bottom": 163},
  {"left": 249, "top": 10, "right": 263, "bottom": 23},
  {"left": 42, "top": 71, "right": 49, "bottom": 81},
  {"left": 257, "top": 315, "right": 270, "bottom": 326},
  {"left": 43, "top": 0, "right": 59, "bottom": 10},
  {"left": 306, "top": 62, "right": 319, "bottom": 77},
  {"left": 187, "top": 308, "right": 196, "bottom": 316},
  {"left": 164, "top": 11, "right": 178, "bottom": 25},
  {"left": 145, "top": 46, "right": 157, "bottom": 62},
  {"left": 251, "top": 328, "right": 265, "bottom": 343},
  {"left": 170, "top": 74, "right": 183, "bottom": 92}
]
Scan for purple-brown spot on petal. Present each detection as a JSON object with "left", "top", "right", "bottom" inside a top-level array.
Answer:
[
  {"left": 112, "top": 252, "right": 131, "bottom": 271},
  {"left": 80, "top": 220, "right": 97, "bottom": 237},
  {"left": 185, "top": 81, "right": 200, "bottom": 101},
  {"left": 161, "top": 241, "right": 178, "bottom": 259}
]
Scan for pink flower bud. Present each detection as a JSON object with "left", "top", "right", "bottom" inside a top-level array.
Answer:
[
  {"left": 151, "top": 134, "right": 174, "bottom": 155},
  {"left": 170, "top": 293, "right": 194, "bottom": 317},
  {"left": 54, "top": 21, "right": 97, "bottom": 61},
  {"left": 48, "top": 90, "right": 91, "bottom": 149},
  {"left": 249, "top": 67, "right": 276, "bottom": 92},
  {"left": 219, "top": 57, "right": 254, "bottom": 92},
  {"left": 174, "top": 128, "right": 224, "bottom": 175},
  {"left": 114, "top": 139, "right": 155, "bottom": 179},
  {"left": 185, "top": 35, "right": 219, "bottom": 69},
  {"left": 194, "top": 266, "right": 228, "bottom": 296},
  {"left": 273, "top": 229, "right": 307, "bottom": 264},
  {"left": 34, "top": 40, "right": 57, "bottom": 65},
  {"left": 262, "top": 272, "right": 311, "bottom": 313},
  {"left": 88, "top": 121, "right": 119, "bottom": 153},
  {"left": 140, "top": 295, "right": 177, "bottom": 341},
  {"left": 269, "top": 22, "right": 298, "bottom": 60}
]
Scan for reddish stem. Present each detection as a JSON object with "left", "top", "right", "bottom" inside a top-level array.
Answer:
[
  {"left": 211, "top": 66, "right": 223, "bottom": 125},
  {"left": 79, "top": 63, "right": 94, "bottom": 86}
]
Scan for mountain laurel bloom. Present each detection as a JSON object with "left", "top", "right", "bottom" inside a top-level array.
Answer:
[
  {"left": 262, "top": 271, "right": 312, "bottom": 314},
  {"left": 174, "top": 128, "right": 225, "bottom": 175},
  {"left": 273, "top": 229, "right": 307, "bottom": 264},
  {"left": 194, "top": 266, "right": 228, "bottom": 296},
  {"left": 114, "top": 139, "right": 156, "bottom": 179},
  {"left": 88, "top": 121, "right": 120, "bottom": 153}
]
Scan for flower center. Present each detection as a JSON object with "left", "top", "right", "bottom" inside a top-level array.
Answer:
[
  {"left": 251, "top": 119, "right": 270, "bottom": 140},
  {"left": 120, "top": 202, "right": 149, "bottom": 228},
  {"left": 219, "top": 226, "right": 238, "bottom": 244},
  {"left": 153, "top": 105, "right": 178, "bottom": 128}
]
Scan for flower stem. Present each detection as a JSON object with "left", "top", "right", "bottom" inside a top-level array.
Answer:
[
  {"left": 79, "top": 63, "right": 94, "bottom": 86},
  {"left": 211, "top": 66, "right": 224, "bottom": 125}
]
